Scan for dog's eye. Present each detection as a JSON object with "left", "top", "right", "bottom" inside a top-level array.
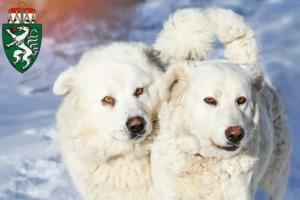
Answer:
[
  {"left": 204, "top": 97, "right": 217, "bottom": 106},
  {"left": 102, "top": 96, "right": 115, "bottom": 106},
  {"left": 134, "top": 88, "right": 144, "bottom": 97},
  {"left": 237, "top": 97, "right": 247, "bottom": 105}
]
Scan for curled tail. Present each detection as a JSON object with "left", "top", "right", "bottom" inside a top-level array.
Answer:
[
  {"left": 154, "top": 8, "right": 258, "bottom": 65},
  {"left": 206, "top": 8, "right": 259, "bottom": 64},
  {"left": 154, "top": 8, "right": 214, "bottom": 65}
]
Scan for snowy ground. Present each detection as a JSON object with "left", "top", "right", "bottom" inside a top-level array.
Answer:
[{"left": 0, "top": 0, "right": 299, "bottom": 199}]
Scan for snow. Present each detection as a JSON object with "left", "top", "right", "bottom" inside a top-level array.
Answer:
[{"left": 0, "top": 0, "right": 299, "bottom": 199}]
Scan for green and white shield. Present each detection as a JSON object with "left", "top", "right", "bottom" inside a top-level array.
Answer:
[{"left": 2, "top": 24, "right": 42, "bottom": 73}]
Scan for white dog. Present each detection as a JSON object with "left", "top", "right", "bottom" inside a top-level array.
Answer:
[
  {"left": 151, "top": 8, "right": 291, "bottom": 200},
  {"left": 53, "top": 15, "right": 217, "bottom": 198},
  {"left": 53, "top": 42, "right": 165, "bottom": 200}
]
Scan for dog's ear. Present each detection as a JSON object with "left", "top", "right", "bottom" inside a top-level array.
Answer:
[
  {"left": 144, "top": 48, "right": 161, "bottom": 58},
  {"left": 159, "top": 63, "right": 189, "bottom": 103},
  {"left": 239, "top": 63, "right": 265, "bottom": 92},
  {"left": 144, "top": 47, "right": 161, "bottom": 66},
  {"left": 53, "top": 67, "right": 76, "bottom": 95}
]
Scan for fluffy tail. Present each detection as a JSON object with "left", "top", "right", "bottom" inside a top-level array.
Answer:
[
  {"left": 206, "top": 8, "right": 259, "bottom": 64},
  {"left": 154, "top": 8, "right": 214, "bottom": 64},
  {"left": 154, "top": 8, "right": 259, "bottom": 65}
]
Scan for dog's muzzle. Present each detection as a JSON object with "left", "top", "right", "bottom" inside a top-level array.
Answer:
[
  {"left": 225, "top": 126, "right": 244, "bottom": 143},
  {"left": 126, "top": 116, "right": 147, "bottom": 139},
  {"left": 211, "top": 139, "right": 239, "bottom": 152}
]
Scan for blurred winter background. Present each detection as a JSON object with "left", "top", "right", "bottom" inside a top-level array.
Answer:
[{"left": 0, "top": 0, "right": 299, "bottom": 199}]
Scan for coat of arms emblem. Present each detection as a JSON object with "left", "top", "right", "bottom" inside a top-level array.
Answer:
[{"left": 2, "top": 2, "right": 42, "bottom": 73}]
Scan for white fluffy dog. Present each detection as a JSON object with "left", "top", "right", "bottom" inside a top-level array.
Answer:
[
  {"left": 151, "top": 8, "right": 292, "bottom": 200},
  {"left": 53, "top": 42, "right": 164, "bottom": 200}
]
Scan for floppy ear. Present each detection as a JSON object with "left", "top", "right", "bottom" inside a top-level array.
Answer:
[
  {"left": 144, "top": 47, "right": 162, "bottom": 65},
  {"left": 144, "top": 48, "right": 161, "bottom": 58},
  {"left": 53, "top": 67, "right": 76, "bottom": 95},
  {"left": 158, "top": 64, "right": 190, "bottom": 103},
  {"left": 239, "top": 63, "right": 265, "bottom": 92}
]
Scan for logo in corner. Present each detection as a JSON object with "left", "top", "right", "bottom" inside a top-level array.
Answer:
[{"left": 2, "top": 2, "right": 42, "bottom": 73}]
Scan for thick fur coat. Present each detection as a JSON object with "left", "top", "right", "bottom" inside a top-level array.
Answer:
[
  {"left": 151, "top": 8, "right": 292, "bottom": 200},
  {"left": 53, "top": 7, "right": 292, "bottom": 200},
  {"left": 54, "top": 43, "right": 164, "bottom": 200}
]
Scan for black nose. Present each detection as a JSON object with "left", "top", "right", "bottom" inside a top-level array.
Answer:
[
  {"left": 126, "top": 117, "right": 146, "bottom": 135},
  {"left": 225, "top": 126, "right": 244, "bottom": 143}
]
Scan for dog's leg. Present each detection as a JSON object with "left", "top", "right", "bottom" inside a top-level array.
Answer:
[
  {"left": 151, "top": 104, "right": 203, "bottom": 200},
  {"left": 152, "top": 140, "right": 191, "bottom": 200}
]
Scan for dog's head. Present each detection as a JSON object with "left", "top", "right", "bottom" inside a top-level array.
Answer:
[
  {"left": 160, "top": 61, "right": 264, "bottom": 158},
  {"left": 54, "top": 42, "right": 163, "bottom": 144}
]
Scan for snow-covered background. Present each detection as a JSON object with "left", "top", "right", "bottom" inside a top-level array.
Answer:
[{"left": 0, "top": 0, "right": 299, "bottom": 199}]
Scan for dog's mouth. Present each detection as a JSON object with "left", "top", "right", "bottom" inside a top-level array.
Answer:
[
  {"left": 130, "top": 130, "right": 147, "bottom": 141},
  {"left": 131, "top": 134, "right": 144, "bottom": 140},
  {"left": 211, "top": 140, "right": 239, "bottom": 152}
]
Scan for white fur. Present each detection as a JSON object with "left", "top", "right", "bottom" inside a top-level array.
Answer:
[
  {"left": 54, "top": 42, "right": 164, "bottom": 200},
  {"left": 154, "top": 8, "right": 214, "bottom": 64},
  {"left": 154, "top": 7, "right": 259, "bottom": 65},
  {"left": 152, "top": 61, "right": 291, "bottom": 200},
  {"left": 152, "top": 8, "right": 291, "bottom": 200},
  {"left": 54, "top": 6, "right": 292, "bottom": 200},
  {"left": 206, "top": 8, "right": 259, "bottom": 64}
]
